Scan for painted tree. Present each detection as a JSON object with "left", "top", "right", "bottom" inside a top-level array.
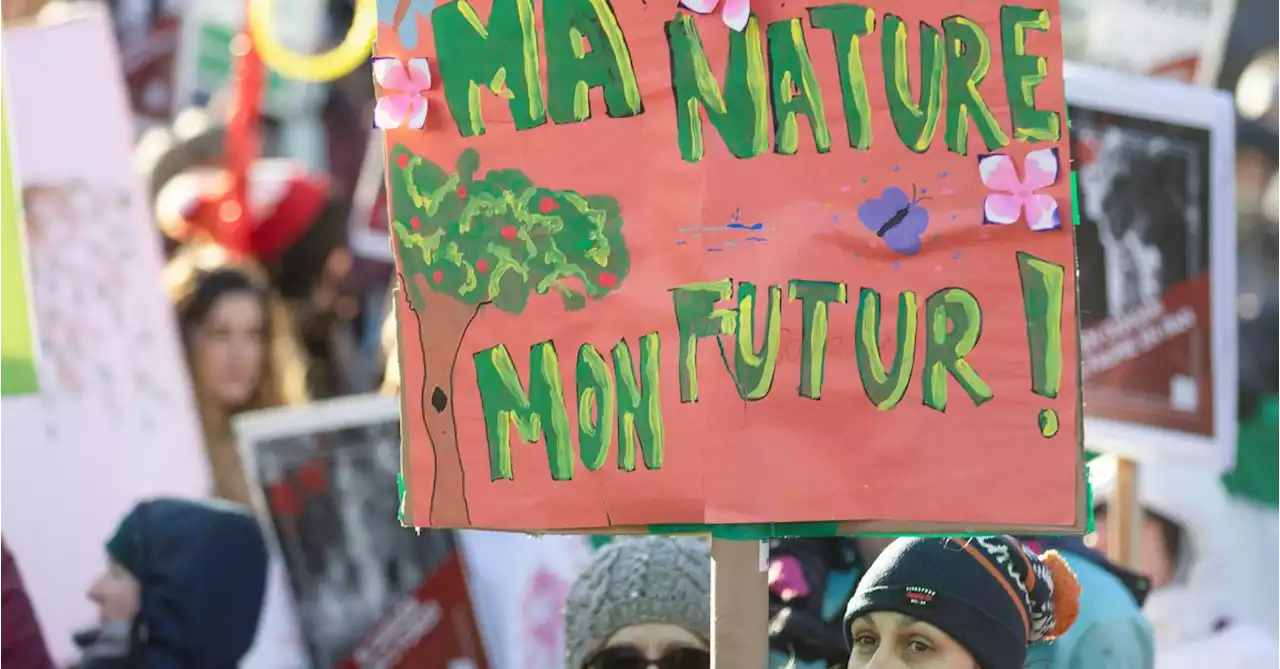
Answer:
[{"left": 388, "top": 144, "right": 631, "bottom": 527}]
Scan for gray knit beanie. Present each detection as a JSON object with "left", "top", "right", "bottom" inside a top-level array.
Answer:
[{"left": 563, "top": 536, "right": 711, "bottom": 669}]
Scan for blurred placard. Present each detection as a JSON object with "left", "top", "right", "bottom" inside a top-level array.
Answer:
[
  {"left": 1067, "top": 64, "right": 1238, "bottom": 470},
  {"left": 1, "top": 7, "right": 208, "bottom": 662},
  {"left": 1065, "top": 0, "right": 1237, "bottom": 85},
  {"left": 1, "top": 78, "right": 39, "bottom": 396},
  {"left": 171, "top": 0, "right": 325, "bottom": 117},
  {"left": 235, "top": 394, "right": 489, "bottom": 669}
]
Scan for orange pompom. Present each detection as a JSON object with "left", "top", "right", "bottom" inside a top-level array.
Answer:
[{"left": 1040, "top": 550, "right": 1081, "bottom": 640}]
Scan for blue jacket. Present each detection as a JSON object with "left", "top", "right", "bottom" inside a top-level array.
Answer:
[
  {"left": 78, "top": 499, "right": 269, "bottom": 669},
  {"left": 1022, "top": 538, "right": 1155, "bottom": 669}
]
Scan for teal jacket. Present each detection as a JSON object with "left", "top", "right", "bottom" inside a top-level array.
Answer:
[{"left": 1023, "top": 549, "right": 1154, "bottom": 669}]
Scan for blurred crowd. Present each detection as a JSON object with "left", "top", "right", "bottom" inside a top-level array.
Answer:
[
  {"left": 1, "top": 1, "right": 1277, "bottom": 669},
  {"left": 6, "top": 489, "right": 1279, "bottom": 668}
]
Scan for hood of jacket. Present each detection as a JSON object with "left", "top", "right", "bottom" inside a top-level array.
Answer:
[
  {"left": 1090, "top": 456, "right": 1247, "bottom": 649},
  {"left": 1021, "top": 546, "right": 1155, "bottom": 669},
  {"left": 117, "top": 498, "right": 268, "bottom": 668}
]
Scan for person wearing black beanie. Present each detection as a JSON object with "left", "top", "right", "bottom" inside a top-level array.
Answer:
[{"left": 842, "top": 536, "right": 1081, "bottom": 669}]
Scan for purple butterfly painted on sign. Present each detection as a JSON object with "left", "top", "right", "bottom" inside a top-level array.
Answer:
[{"left": 857, "top": 185, "right": 931, "bottom": 255}]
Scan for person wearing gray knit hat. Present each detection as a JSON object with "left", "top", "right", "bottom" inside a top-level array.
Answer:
[{"left": 563, "top": 536, "right": 711, "bottom": 669}]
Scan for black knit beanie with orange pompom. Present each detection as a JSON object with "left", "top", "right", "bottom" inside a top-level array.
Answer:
[{"left": 843, "top": 536, "right": 1080, "bottom": 669}]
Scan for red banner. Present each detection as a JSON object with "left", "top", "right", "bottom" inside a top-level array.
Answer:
[{"left": 340, "top": 553, "right": 490, "bottom": 669}]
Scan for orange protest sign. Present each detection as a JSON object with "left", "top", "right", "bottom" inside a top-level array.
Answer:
[{"left": 378, "top": 0, "right": 1084, "bottom": 533}]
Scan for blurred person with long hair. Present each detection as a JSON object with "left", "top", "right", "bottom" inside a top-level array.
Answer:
[
  {"left": 379, "top": 292, "right": 401, "bottom": 397},
  {"left": 165, "top": 244, "right": 309, "bottom": 506},
  {"left": 141, "top": 109, "right": 361, "bottom": 399}
]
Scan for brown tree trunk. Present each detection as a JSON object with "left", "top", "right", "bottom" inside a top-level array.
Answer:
[{"left": 405, "top": 274, "right": 482, "bottom": 527}]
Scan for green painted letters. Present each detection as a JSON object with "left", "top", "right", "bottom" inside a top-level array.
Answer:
[
  {"left": 434, "top": 0, "right": 547, "bottom": 136},
  {"left": 882, "top": 15, "right": 944, "bottom": 153},
  {"left": 474, "top": 342, "right": 574, "bottom": 481},
  {"left": 734, "top": 283, "right": 783, "bottom": 400},
  {"left": 921, "top": 288, "right": 993, "bottom": 411},
  {"left": 671, "top": 280, "right": 737, "bottom": 402},
  {"left": 575, "top": 343, "right": 615, "bottom": 471},
  {"left": 667, "top": 14, "right": 770, "bottom": 162},
  {"left": 614, "top": 333, "right": 665, "bottom": 471},
  {"left": 1000, "top": 6, "right": 1061, "bottom": 142},
  {"left": 544, "top": 0, "right": 643, "bottom": 124},
  {"left": 788, "top": 280, "right": 848, "bottom": 399},
  {"left": 767, "top": 18, "right": 832, "bottom": 155},
  {"left": 435, "top": 4, "right": 1062, "bottom": 155},
  {"left": 855, "top": 288, "right": 918, "bottom": 410},
  {"left": 942, "top": 16, "right": 1010, "bottom": 154},
  {"left": 1016, "top": 252, "right": 1066, "bottom": 399},
  {"left": 809, "top": 4, "right": 876, "bottom": 151}
]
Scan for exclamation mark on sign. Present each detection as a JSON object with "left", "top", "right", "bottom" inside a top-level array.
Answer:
[{"left": 1016, "top": 252, "right": 1066, "bottom": 438}]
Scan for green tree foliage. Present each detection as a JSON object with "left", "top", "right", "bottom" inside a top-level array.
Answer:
[{"left": 388, "top": 145, "right": 630, "bottom": 312}]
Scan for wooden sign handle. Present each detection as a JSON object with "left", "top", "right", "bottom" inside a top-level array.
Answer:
[
  {"left": 1106, "top": 456, "right": 1142, "bottom": 570},
  {"left": 711, "top": 538, "right": 768, "bottom": 668}
]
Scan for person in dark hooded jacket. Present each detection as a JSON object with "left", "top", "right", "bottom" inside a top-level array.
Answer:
[{"left": 74, "top": 498, "right": 269, "bottom": 669}]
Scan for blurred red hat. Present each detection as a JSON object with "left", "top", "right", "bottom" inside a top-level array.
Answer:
[{"left": 155, "top": 159, "right": 330, "bottom": 263}]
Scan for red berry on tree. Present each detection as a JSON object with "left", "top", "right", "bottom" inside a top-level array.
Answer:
[
  {"left": 432, "top": 270, "right": 444, "bottom": 283},
  {"left": 410, "top": 215, "right": 421, "bottom": 230},
  {"left": 501, "top": 226, "right": 517, "bottom": 241},
  {"left": 456, "top": 185, "right": 468, "bottom": 199},
  {"left": 598, "top": 272, "right": 618, "bottom": 288},
  {"left": 396, "top": 153, "right": 409, "bottom": 170},
  {"left": 476, "top": 259, "right": 489, "bottom": 274},
  {"left": 539, "top": 197, "right": 558, "bottom": 214}
]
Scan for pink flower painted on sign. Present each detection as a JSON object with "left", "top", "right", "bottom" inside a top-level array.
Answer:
[
  {"left": 373, "top": 57, "right": 431, "bottom": 130},
  {"left": 978, "top": 148, "right": 1062, "bottom": 231},
  {"left": 679, "top": 0, "right": 751, "bottom": 32}
]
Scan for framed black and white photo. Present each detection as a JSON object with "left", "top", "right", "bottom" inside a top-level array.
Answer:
[
  {"left": 1066, "top": 64, "right": 1238, "bottom": 470},
  {"left": 234, "top": 394, "right": 465, "bottom": 668}
]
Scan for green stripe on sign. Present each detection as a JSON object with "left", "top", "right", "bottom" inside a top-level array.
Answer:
[
  {"left": 1071, "top": 171, "right": 1081, "bottom": 226},
  {"left": 1, "top": 90, "right": 39, "bottom": 397},
  {"left": 588, "top": 469, "right": 1100, "bottom": 545},
  {"left": 1067, "top": 110, "right": 1080, "bottom": 226}
]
